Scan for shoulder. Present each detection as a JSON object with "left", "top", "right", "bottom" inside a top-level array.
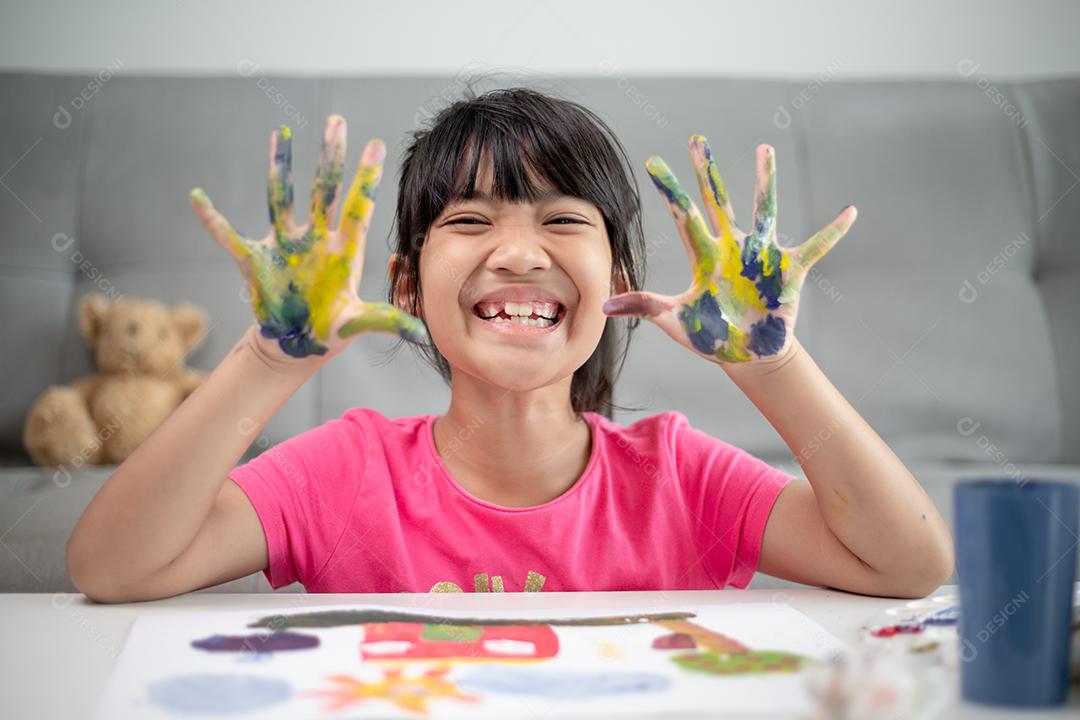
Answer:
[
  {"left": 585, "top": 409, "right": 700, "bottom": 452},
  {"left": 583, "top": 410, "right": 688, "bottom": 474},
  {"left": 587, "top": 410, "right": 775, "bottom": 486},
  {"left": 338, "top": 407, "right": 433, "bottom": 458},
  {"left": 341, "top": 406, "right": 430, "bottom": 438}
]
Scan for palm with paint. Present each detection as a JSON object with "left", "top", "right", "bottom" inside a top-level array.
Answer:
[
  {"left": 189, "top": 114, "right": 428, "bottom": 360},
  {"left": 603, "top": 136, "right": 856, "bottom": 364}
]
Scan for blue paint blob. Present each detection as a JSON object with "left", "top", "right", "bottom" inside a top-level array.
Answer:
[
  {"left": 147, "top": 673, "right": 291, "bottom": 715},
  {"left": 748, "top": 315, "right": 787, "bottom": 356},
  {"left": 679, "top": 291, "right": 729, "bottom": 355},
  {"left": 922, "top": 605, "right": 960, "bottom": 626},
  {"left": 740, "top": 236, "right": 783, "bottom": 309},
  {"left": 258, "top": 283, "right": 327, "bottom": 358},
  {"left": 459, "top": 668, "right": 671, "bottom": 698}
]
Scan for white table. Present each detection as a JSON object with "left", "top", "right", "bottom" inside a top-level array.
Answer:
[{"left": 2, "top": 585, "right": 1077, "bottom": 719}]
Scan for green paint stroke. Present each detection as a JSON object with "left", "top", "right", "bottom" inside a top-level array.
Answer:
[{"left": 673, "top": 650, "right": 805, "bottom": 675}]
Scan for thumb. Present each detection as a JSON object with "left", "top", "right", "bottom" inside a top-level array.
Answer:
[
  {"left": 603, "top": 291, "right": 687, "bottom": 343},
  {"left": 602, "top": 291, "right": 675, "bottom": 319},
  {"left": 338, "top": 301, "right": 429, "bottom": 345}
]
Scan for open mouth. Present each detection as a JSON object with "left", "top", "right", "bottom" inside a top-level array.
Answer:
[{"left": 471, "top": 301, "right": 566, "bottom": 330}]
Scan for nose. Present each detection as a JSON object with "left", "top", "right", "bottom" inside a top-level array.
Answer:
[{"left": 485, "top": 225, "right": 551, "bottom": 274}]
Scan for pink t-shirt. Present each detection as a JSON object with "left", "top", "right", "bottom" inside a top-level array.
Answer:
[{"left": 228, "top": 408, "right": 794, "bottom": 593}]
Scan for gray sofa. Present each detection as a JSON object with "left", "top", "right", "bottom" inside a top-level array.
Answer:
[{"left": 2, "top": 72, "right": 1078, "bottom": 594}]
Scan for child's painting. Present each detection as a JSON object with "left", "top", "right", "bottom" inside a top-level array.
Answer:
[{"left": 93, "top": 602, "right": 847, "bottom": 718}]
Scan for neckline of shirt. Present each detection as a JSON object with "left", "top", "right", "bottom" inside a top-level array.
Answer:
[{"left": 421, "top": 410, "right": 604, "bottom": 513}]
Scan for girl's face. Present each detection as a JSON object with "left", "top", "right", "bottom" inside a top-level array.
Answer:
[{"left": 415, "top": 156, "right": 618, "bottom": 394}]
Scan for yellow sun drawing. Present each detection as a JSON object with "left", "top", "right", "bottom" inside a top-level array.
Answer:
[{"left": 303, "top": 665, "right": 479, "bottom": 716}]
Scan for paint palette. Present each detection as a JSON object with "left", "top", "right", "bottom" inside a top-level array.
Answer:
[{"left": 93, "top": 602, "right": 848, "bottom": 718}]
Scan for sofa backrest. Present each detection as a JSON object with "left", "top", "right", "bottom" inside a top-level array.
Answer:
[{"left": 1, "top": 73, "right": 1077, "bottom": 465}]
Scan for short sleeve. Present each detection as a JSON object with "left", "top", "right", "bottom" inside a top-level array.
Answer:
[
  {"left": 667, "top": 411, "right": 794, "bottom": 589},
  {"left": 228, "top": 412, "right": 368, "bottom": 589}
]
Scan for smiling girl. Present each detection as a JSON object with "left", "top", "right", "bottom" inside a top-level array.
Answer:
[{"left": 67, "top": 88, "right": 953, "bottom": 602}]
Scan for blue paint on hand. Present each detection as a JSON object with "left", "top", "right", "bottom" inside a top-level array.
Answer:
[
  {"left": 748, "top": 315, "right": 787, "bottom": 356},
  {"left": 679, "top": 291, "right": 730, "bottom": 355}
]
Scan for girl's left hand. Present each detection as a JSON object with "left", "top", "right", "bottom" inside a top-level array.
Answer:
[{"left": 603, "top": 135, "right": 857, "bottom": 365}]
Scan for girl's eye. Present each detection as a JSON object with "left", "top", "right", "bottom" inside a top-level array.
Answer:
[{"left": 444, "top": 216, "right": 586, "bottom": 226}]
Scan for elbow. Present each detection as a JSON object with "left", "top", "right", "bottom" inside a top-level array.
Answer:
[
  {"left": 894, "top": 560, "right": 953, "bottom": 599},
  {"left": 66, "top": 536, "right": 104, "bottom": 603},
  {"left": 920, "top": 522, "right": 957, "bottom": 594},
  {"left": 880, "top": 535, "right": 956, "bottom": 599},
  {"left": 66, "top": 534, "right": 130, "bottom": 604}
]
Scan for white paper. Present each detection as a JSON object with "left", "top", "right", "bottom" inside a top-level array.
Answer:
[{"left": 94, "top": 602, "right": 847, "bottom": 719}]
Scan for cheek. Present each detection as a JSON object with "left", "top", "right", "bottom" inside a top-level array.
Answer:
[
  {"left": 417, "top": 246, "right": 471, "bottom": 327},
  {"left": 561, "top": 246, "right": 612, "bottom": 311}
]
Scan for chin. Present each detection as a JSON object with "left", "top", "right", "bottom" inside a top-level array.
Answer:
[{"left": 467, "top": 355, "right": 572, "bottom": 393}]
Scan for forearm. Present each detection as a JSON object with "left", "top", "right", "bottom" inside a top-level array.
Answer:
[
  {"left": 67, "top": 325, "right": 318, "bottom": 585},
  {"left": 723, "top": 337, "right": 954, "bottom": 583}
]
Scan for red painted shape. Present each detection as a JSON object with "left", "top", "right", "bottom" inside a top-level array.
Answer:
[
  {"left": 870, "top": 623, "right": 925, "bottom": 638},
  {"left": 359, "top": 622, "right": 559, "bottom": 661},
  {"left": 652, "top": 632, "right": 697, "bottom": 649}
]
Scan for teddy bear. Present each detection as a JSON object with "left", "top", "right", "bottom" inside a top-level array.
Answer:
[{"left": 23, "top": 294, "right": 209, "bottom": 467}]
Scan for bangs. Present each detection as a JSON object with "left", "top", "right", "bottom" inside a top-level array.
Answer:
[
  {"left": 445, "top": 122, "right": 585, "bottom": 206},
  {"left": 403, "top": 90, "right": 627, "bottom": 229}
]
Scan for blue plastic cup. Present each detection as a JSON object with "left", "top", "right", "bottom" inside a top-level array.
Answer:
[{"left": 954, "top": 478, "right": 1078, "bottom": 707}]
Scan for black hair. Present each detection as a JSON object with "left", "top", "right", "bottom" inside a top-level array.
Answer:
[{"left": 386, "top": 85, "right": 648, "bottom": 420}]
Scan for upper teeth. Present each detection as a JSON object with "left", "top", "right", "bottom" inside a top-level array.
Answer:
[{"left": 476, "top": 301, "right": 559, "bottom": 319}]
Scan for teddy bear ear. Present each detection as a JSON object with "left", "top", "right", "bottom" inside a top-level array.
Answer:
[
  {"left": 78, "top": 294, "right": 113, "bottom": 346},
  {"left": 171, "top": 303, "right": 209, "bottom": 353}
]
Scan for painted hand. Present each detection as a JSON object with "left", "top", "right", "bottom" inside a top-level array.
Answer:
[
  {"left": 603, "top": 136, "right": 856, "bottom": 364},
  {"left": 189, "top": 114, "right": 428, "bottom": 359}
]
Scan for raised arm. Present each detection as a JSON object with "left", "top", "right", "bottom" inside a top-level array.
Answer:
[
  {"left": 66, "top": 115, "right": 426, "bottom": 602},
  {"left": 603, "top": 136, "right": 953, "bottom": 597}
]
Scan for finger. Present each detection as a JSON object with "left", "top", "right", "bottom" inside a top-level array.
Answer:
[
  {"left": 338, "top": 301, "right": 429, "bottom": 345},
  {"left": 645, "top": 155, "right": 717, "bottom": 274},
  {"left": 792, "top": 205, "right": 857, "bottom": 271},
  {"left": 309, "top": 114, "right": 347, "bottom": 235},
  {"left": 338, "top": 138, "right": 387, "bottom": 286},
  {"left": 602, "top": 290, "right": 674, "bottom": 318},
  {"left": 189, "top": 188, "right": 253, "bottom": 263},
  {"left": 750, "top": 144, "right": 777, "bottom": 246},
  {"left": 603, "top": 291, "right": 685, "bottom": 344},
  {"left": 689, "top": 134, "right": 738, "bottom": 239},
  {"left": 267, "top": 125, "right": 295, "bottom": 239}
]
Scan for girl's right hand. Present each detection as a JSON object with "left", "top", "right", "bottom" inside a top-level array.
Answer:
[{"left": 189, "top": 114, "right": 428, "bottom": 366}]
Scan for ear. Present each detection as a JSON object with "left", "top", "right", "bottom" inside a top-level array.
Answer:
[
  {"left": 171, "top": 303, "right": 209, "bottom": 354},
  {"left": 388, "top": 252, "right": 421, "bottom": 316},
  {"left": 78, "top": 294, "right": 112, "bottom": 347},
  {"left": 611, "top": 266, "right": 632, "bottom": 297}
]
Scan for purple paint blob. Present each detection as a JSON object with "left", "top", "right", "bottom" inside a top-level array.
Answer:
[{"left": 191, "top": 631, "right": 320, "bottom": 653}]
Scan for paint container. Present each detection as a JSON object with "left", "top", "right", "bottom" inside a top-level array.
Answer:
[{"left": 954, "top": 478, "right": 1079, "bottom": 707}]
